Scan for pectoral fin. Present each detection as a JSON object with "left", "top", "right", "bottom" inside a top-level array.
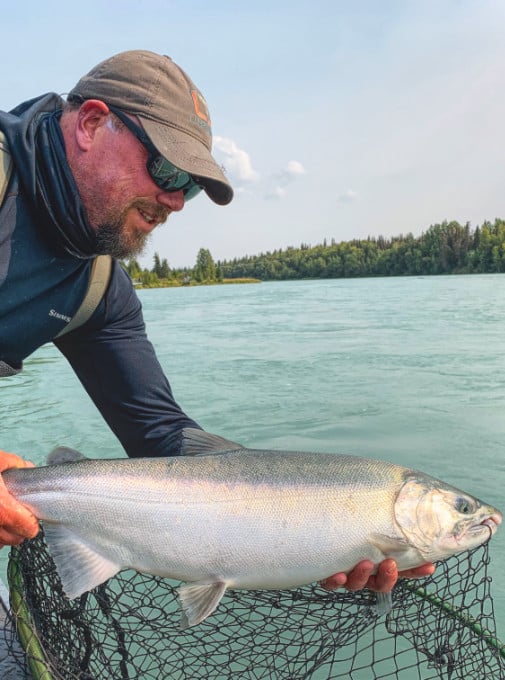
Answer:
[
  {"left": 180, "top": 428, "right": 244, "bottom": 457},
  {"left": 369, "top": 533, "right": 413, "bottom": 560},
  {"left": 43, "top": 524, "right": 120, "bottom": 599},
  {"left": 178, "top": 580, "right": 228, "bottom": 629}
]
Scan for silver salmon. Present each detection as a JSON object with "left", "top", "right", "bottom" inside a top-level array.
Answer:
[{"left": 2, "top": 429, "right": 501, "bottom": 628}]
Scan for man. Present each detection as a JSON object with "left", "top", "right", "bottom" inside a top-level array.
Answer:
[{"left": 0, "top": 50, "right": 434, "bottom": 592}]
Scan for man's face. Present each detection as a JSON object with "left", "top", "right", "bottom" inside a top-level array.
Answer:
[{"left": 70, "top": 113, "right": 185, "bottom": 259}]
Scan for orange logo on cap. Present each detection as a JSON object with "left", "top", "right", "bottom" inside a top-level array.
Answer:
[{"left": 191, "top": 90, "right": 211, "bottom": 127}]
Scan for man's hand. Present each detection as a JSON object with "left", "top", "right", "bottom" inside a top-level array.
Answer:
[
  {"left": 319, "top": 559, "right": 436, "bottom": 592},
  {"left": 0, "top": 451, "right": 39, "bottom": 546}
]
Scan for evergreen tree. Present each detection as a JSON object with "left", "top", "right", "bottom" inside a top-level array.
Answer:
[
  {"left": 194, "top": 248, "right": 217, "bottom": 282},
  {"left": 159, "top": 257, "right": 171, "bottom": 279}
]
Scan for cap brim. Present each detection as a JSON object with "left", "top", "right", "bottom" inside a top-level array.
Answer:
[{"left": 139, "top": 117, "right": 233, "bottom": 206}]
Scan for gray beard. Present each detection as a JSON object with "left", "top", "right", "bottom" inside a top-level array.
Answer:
[{"left": 95, "top": 222, "right": 149, "bottom": 259}]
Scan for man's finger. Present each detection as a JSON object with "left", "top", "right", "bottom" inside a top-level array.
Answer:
[
  {"left": 398, "top": 563, "right": 436, "bottom": 579},
  {"left": 344, "top": 560, "right": 376, "bottom": 591},
  {"left": 320, "top": 560, "right": 382, "bottom": 592},
  {"left": 319, "top": 572, "right": 348, "bottom": 591},
  {"left": 0, "top": 493, "right": 40, "bottom": 539},
  {"left": 0, "top": 526, "right": 27, "bottom": 546},
  {"left": 0, "top": 451, "right": 35, "bottom": 473},
  {"left": 366, "top": 558, "right": 398, "bottom": 592}
]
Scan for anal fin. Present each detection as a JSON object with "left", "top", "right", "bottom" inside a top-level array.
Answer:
[{"left": 178, "top": 580, "right": 228, "bottom": 629}]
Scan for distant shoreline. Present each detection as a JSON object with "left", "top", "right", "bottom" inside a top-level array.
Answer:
[{"left": 134, "top": 277, "right": 261, "bottom": 289}]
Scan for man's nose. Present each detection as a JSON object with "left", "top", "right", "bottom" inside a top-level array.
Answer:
[{"left": 157, "top": 190, "right": 185, "bottom": 212}]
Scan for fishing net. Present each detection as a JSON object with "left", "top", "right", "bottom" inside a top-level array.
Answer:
[{"left": 4, "top": 531, "right": 505, "bottom": 680}]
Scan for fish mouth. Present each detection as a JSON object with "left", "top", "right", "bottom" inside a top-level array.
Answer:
[
  {"left": 482, "top": 514, "right": 502, "bottom": 532},
  {"left": 473, "top": 513, "right": 502, "bottom": 541}
]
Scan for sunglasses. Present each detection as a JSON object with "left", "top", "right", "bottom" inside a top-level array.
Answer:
[{"left": 108, "top": 106, "right": 203, "bottom": 201}]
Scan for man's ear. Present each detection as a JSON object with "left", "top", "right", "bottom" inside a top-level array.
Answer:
[{"left": 74, "top": 100, "right": 110, "bottom": 151}]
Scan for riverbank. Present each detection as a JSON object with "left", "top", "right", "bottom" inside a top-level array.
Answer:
[{"left": 134, "top": 277, "right": 261, "bottom": 289}]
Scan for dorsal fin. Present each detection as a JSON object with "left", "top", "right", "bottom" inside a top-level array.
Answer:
[
  {"left": 180, "top": 428, "right": 245, "bottom": 457},
  {"left": 46, "top": 446, "right": 87, "bottom": 465}
]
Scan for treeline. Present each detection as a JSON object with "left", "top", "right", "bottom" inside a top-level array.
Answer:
[
  {"left": 217, "top": 219, "right": 505, "bottom": 280},
  {"left": 123, "top": 247, "right": 225, "bottom": 287},
  {"left": 124, "top": 219, "right": 505, "bottom": 286}
]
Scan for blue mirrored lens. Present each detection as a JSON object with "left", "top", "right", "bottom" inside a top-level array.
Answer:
[
  {"left": 148, "top": 157, "right": 202, "bottom": 200},
  {"left": 148, "top": 157, "right": 190, "bottom": 190},
  {"left": 183, "top": 183, "right": 203, "bottom": 201}
]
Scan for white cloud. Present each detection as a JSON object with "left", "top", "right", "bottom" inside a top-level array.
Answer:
[
  {"left": 213, "top": 137, "right": 305, "bottom": 201},
  {"left": 264, "top": 160, "right": 306, "bottom": 199},
  {"left": 213, "top": 136, "right": 259, "bottom": 183},
  {"left": 273, "top": 160, "right": 306, "bottom": 185},
  {"left": 285, "top": 160, "right": 305, "bottom": 177}
]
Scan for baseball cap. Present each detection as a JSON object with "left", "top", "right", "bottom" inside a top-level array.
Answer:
[{"left": 68, "top": 50, "right": 233, "bottom": 205}]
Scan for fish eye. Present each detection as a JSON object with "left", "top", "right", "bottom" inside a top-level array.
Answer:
[{"left": 455, "top": 497, "right": 474, "bottom": 515}]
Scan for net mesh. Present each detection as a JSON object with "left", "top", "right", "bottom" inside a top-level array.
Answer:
[{"left": 4, "top": 531, "right": 505, "bottom": 680}]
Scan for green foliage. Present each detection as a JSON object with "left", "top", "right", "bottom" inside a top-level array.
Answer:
[
  {"left": 122, "top": 247, "right": 222, "bottom": 288},
  {"left": 193, "top": 248, "right": 217, "bottom": 283},
  {"left": 153, "top": 253, "right": 171, "bottom": 279},
  {"left": 217, "top": 219, "right": 505, "bottom": 280},
  {"left": 121, "top": 218, "right": 505, "bottom": 287}
]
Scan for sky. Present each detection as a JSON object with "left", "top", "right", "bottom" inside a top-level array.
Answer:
[{"left": 1, "top": 0, "right": 504, "bottom": 268}]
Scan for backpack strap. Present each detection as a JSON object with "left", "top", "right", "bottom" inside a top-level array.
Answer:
[
  {"left": 56, "top": 254, "right": 113, "bottom": 337},
  {"left": 0, "top": 130, "right": 13, "bottom": 207}
]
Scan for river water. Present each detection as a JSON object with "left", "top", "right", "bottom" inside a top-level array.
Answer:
[{"left": 1, "top": 274, "right": 504, "bottom": 673}]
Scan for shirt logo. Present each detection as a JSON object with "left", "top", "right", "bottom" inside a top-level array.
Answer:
[{"left": 49, "top": 309, "right": 71, "bottom": 323}]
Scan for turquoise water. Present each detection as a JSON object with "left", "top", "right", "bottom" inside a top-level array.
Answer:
[{"left": 1, "top": 274, "right": 504, "bottom": 664}]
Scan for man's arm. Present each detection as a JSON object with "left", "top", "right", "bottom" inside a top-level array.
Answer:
[{"left": 54, "top": 264, "right": 201, "bottom": 458}]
